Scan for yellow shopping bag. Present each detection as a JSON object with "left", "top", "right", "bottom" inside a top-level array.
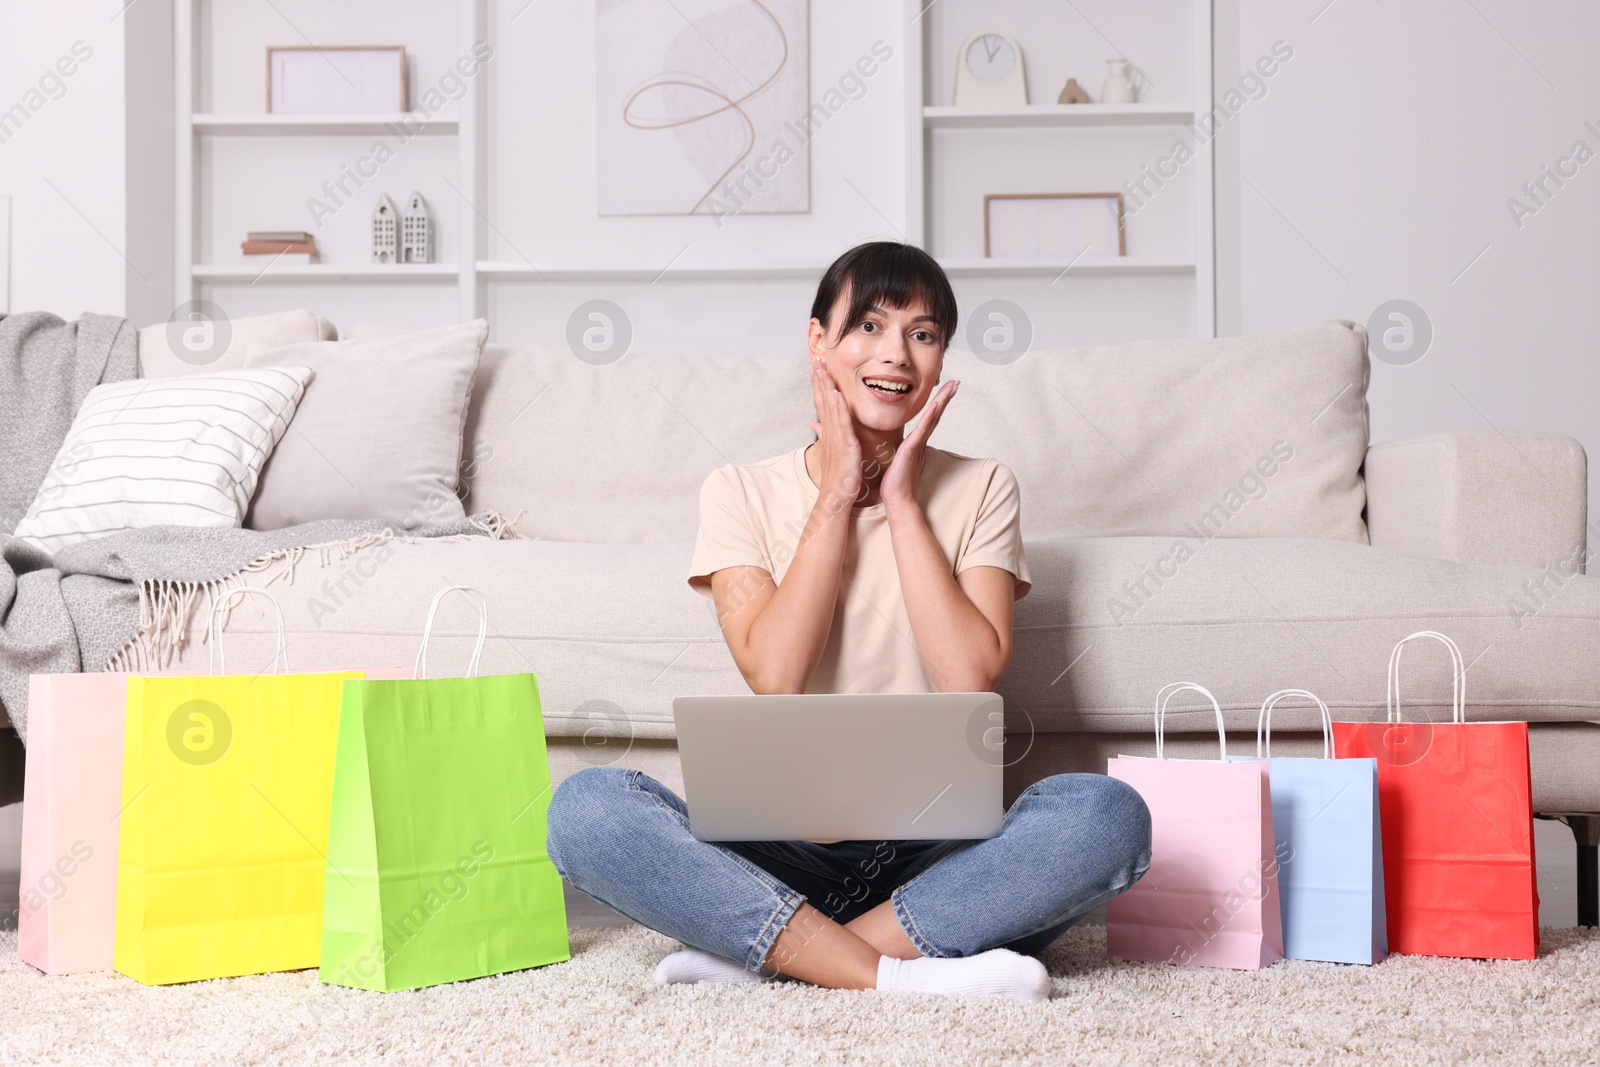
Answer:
[{"left": 115, "top": 587, "right": 358, "bottom": 985}]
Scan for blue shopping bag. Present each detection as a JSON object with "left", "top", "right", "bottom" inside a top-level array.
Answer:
[{"left": 1229, "top": 689, "right": 1387, "bottom": 965}]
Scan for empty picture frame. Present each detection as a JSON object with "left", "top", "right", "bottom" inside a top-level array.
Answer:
[
  {"left": 983, "top": 193, "right": 1126, "bottom": 259},
  {"left": 268, "top": 46, "right": 408, "bottom": 114}
]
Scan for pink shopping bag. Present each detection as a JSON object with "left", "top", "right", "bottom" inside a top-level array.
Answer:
[
  {"left": 19, "top": 585, "right": 408, "bottom": 976},
  {"left": 19, "top": 672, "right": 183, "bottom": 974},
  {"left": 1107, "top": 682, "right": 1286, "bottom": 970}
]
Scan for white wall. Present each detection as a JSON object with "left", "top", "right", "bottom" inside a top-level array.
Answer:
[
  {"left": 0, "top": 1, "right": 128, "bottom": 317},
  {"left": 0, "top": 0, "right": 171, "bottom": 322},
  {"left": 1218, "top": 0, "right": 1600, "bottom": 525}
]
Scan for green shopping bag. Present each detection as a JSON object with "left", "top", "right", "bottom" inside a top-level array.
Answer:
[{"left": 318, "top": 586, "right": 570, "bottom": 991}]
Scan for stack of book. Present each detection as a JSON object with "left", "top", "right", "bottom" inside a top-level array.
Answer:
[{"left": 242, "top": 231, "right": 317, "bottom": 264}]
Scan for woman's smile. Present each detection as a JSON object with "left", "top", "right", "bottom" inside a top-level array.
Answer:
[{"left": 862, "top": 375, "right": 915, "bottom": 403}]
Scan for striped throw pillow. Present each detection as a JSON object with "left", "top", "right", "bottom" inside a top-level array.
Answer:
[{"left": 13, "top": 366, "right": 313, "bottom": 553}]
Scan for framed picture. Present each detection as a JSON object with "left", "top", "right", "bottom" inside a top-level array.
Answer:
[
  {"left": 983, "top": 193, "right": 1126, "bottom": 259},
  {"left": 595, "top": 0, "right": 810, "bottom": 216},
  {"left": 268, "top": 46, "right": 407, "bottom": 114}
]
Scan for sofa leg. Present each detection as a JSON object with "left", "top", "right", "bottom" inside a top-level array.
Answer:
[
  {"left": 0, "top": 728, "right": 21, "bottom": 808},
  {"left": 1574, "top": 817, "right": 1600, "bottom": 929},
  {"left": 1539, "top": 813, "right": 1600, "bottom": 928}
]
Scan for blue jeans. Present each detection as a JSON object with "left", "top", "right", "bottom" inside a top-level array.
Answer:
[{"left": 547, "top": 766, "right": 1153, "bottom": 972}]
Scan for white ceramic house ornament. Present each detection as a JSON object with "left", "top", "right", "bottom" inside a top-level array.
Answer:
[
  {"left": 401, "top": 191, "right": 430, "bottom": 264},
  {"left": 371, "top": 194, "right": 398, "bottom": 264}
]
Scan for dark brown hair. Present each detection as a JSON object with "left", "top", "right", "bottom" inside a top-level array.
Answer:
[{"left": 810, "top": 242, "right": 958, "bottom": 351}]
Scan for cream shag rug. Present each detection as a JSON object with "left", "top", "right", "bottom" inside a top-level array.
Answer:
[{"left": 3, "top": 925, "right": 1599, "bottom": 1066}]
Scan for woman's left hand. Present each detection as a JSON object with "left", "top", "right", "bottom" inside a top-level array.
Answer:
[{"left": 881, "top": 380, "right": 959, "bottom": 512}]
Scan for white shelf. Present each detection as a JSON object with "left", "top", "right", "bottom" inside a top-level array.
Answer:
[
  {"left": 476, "top": 260, "right": 827, "bottom": 282},
  {"left": 475, "top": 258, "right": 1193, "bottom": 281},
  {"left": 192, "top": 113, "right": 459, "bottom": 136},
  {"left": 193, "top": 263, "right": 459, "bottom": 283},
  {"left": 941, "top": 258, "right": 1196, "bottom": 277},
  {"left": 923, "top": 104, "right": 1195, "bottom": 129}
]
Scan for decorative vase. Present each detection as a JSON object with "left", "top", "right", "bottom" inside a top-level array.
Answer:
[
  {"left": 1101, "top": 58, "right": 1137, "bottom": 104},
  {"left": 1056, "top": 78, "right": 1091, "bottom": 105}
]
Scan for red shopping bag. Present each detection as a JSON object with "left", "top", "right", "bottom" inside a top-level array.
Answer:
[{"left": 1332, "top": 631, "right": 1539, "bottom": 960}]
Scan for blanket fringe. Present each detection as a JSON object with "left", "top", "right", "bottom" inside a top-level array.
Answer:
[{"left": 101, "top": 511, "right": 520, "bottom": 671}]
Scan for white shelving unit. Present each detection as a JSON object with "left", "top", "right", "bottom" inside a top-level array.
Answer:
[
  {"left": 175, "top": 0, "right": 483, "bottom": 320},
  {"left": 907, "top": 0, "right": 1216, "bottom": 338},
  {"left": 178, "top": 1, "right": 1214, "bottom": 344}
]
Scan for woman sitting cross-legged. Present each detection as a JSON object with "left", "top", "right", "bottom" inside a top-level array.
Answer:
[{"left": 547, "top": 241, "right": 1152, "bottom": 1002}]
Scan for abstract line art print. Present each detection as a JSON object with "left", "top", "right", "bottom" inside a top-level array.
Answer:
[{"left": 597, "top": 0, "right": 810, "bottom": 217}]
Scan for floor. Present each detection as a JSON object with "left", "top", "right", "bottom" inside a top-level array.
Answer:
[
  {"left": 4, "top": 800, "right": 1596, "bottom": 1065},
  {"left": 3, "top": 912, "right": 1598, "bottom": 1065}
]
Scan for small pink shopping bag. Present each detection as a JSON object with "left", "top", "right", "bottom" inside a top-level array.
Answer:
[
  {"left": 1106, "top": 682, "right": 1286, "bottom": 970},
  {"left": 19, "top": 585, "right": 409, "bottom": 976}
]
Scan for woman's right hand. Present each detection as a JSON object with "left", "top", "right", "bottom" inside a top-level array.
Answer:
[{"left": 809, "top": 358, "right": 864, "bottom": 505}]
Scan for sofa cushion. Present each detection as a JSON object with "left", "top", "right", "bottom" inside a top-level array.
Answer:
[
  {"left": 12, "top": 367, "right": 312, "bottom": 552},
  {"left": 931, "top": 319, "right": 1371, "bottom": 544},
  {"left": 461, "top": 345, "right": 813, "bottom": 542},
  {"left": 155, "top": 535, "right": 1600, "bottom": 742},
  {"left": 137, "top": 309, "right": 336, "bottom": 379},
  {"left": 243, "top": 320, "right": 487, "bottom": 530},
  {"left": 458, "top": 320, "right": 1371, "bottom": 544},
  {"left": 344, "top": 322, "right": 424, "bottom": 342}
]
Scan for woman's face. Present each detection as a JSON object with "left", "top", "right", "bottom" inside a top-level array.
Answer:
[{"left": 808, "top": 291, "right": 945, "bottom": 436}]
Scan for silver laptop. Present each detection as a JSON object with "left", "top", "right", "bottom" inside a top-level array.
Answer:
[{"left": 672, "top": 693, "right": 1005, "bottom": 841}]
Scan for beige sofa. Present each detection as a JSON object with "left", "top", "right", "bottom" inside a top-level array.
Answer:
[{"left": 16, "top": 314, "right": 1599, "bottom": 919}]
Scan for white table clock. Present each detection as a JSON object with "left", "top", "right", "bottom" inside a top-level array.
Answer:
[{"left": 954, "top": 30, "right": 1027, "bottom": 107}]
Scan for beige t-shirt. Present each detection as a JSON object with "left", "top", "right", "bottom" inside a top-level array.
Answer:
[{"left": 687, "top": 445, "right": 1032, "bottom": 694}]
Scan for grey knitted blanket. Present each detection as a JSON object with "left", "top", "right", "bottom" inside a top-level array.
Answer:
[
  {"left": 0, "top": 310, "right": 514, "bottom": 742},
  {"left": 0, "top": 311, "right": 139, "bottom": 534},
  {"left": 0, "top": 513, "right": 515, "bottom": 742}
]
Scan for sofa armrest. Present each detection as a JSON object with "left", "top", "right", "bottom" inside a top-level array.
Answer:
[{"left": 1364, "top": 430, "right": 1587, "bottom": 569}]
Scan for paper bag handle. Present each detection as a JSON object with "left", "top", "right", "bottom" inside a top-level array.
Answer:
[
  {"left": 414, "top": 585, "right": 488, "bottom": 679},
  {"left": 1154, "top": 682, "right": 1226, "bottom": 761},
  {"left": 1387, "top": 630, "right": 1466, "bottom": 725},
  {"left": 1257, "top": 689, "right": 1333, "bottom": 759},
  {"left": 208, "top": 586, "right": 289, "bottom": 676}
]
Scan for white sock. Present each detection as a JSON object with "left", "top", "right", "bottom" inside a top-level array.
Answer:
[
  {"left": 875, "top": 948, "right": 1051, "bottom": 1002},
  {"left": 653, "top": 948, "right": 772, "bottom": 986}
]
